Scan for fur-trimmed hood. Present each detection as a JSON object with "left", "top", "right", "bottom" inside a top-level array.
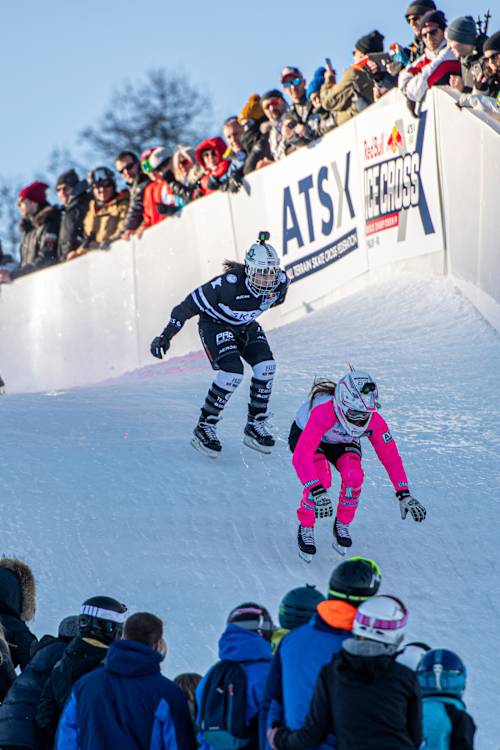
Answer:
[{"left": 0, "top": 558, "right": 36, "bottom": 621}]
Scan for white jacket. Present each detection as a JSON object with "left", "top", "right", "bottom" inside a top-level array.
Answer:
[{"left": 399, "top": 42, "right": 461, "bottom": 103}]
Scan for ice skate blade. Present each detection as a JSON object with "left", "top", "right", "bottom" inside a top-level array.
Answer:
[
  {"left": 191, "top": 437, "right": 220, "bottom": 459},
  {"left": 332, "top": 541, "right": 348, "bottom": 556},
  {"left": 298, "top": 550, "right": 315, "bottom": 563},
  {"left": 243, "top": 434, "right": 273, "bottom": 454}
]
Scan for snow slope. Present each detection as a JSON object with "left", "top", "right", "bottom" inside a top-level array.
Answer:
[{"left": 1, "top": 274, "right": 500, "bottom": 748}]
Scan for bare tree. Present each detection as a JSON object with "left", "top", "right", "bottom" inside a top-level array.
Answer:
[
  {"left": 79, "top": 69, "right": 212, "bottom": 163},
  {"left": 0, "top": 178, "right": 21, "bottom": 259}
]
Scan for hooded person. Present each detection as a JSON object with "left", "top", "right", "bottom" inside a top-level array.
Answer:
[
  {"left": 195, "top": 137, "right": 244, "bottom": 195},
  {"left": 56, "top": 169, "right": 91, "bottom": 261},
  {"left": 170, "top": 145, "right": 204, "bottom": 203},
  {"left": 269, "top": 595, "right": 422, "bottom": 750},
  {"left": 0, "top": 623, "right": 16, "bottom": 702},
  {"left": 36, "top": 596, "right": 127, "bottom": 747},
  {"left": 320, "top": 32, "right": 383, "bottom": 125},
  {"left": 0, "top": 615, "right": 79, "bottom": 750},
  {"left": 262, "top": 559, "right": 381, "bottom": 750},
  {"left": 196, "top": 603, "right": 274, "bottom": 750},
  {"left": 11, "top": 182, "right": 61, "bottom": 280},
  {"left": 0, "top": 558, "right": 37, "bottom": 671}
]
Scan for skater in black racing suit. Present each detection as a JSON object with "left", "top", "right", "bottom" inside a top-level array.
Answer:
[{"left": 151, "top": 231, "right": 289, "bottom": 457}]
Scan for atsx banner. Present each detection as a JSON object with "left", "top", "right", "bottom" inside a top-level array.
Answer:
[{"left": 355, "top": 90, "right": 444, "bottom": 267}]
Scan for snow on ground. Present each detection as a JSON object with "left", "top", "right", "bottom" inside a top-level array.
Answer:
[{"left": 1, "top": 274, "right": 500, "bottom": 748}]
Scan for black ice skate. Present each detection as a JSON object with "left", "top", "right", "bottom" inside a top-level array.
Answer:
[
  {"left": 243, "top": 414, "right": 275, "bottom": 454},
  {"left": 333, "top": 518, "right": 352, "bottom": 556},
  {"left": 298, "top": 524, "right": 316, "bottom": 563},
  {"left": 191, "top": 419, "right": 222, "bottom": 458}
]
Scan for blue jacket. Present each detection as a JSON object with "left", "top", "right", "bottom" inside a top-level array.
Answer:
[
  {"left": 196, "top": 624, "right": 272, "bottom": 750},
  {"left": 422, "top": 695, "right": 476, "bottom": 749},
  {"left": 56, "top": 640, "right": 196, "bottom": 750},
  {"left": 262, "top": 601, "right": 355, "bottom": 750}
]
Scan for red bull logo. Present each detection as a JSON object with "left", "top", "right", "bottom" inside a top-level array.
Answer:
[{"left": 387, "top": 125, "right": 403, "bottom": 154}]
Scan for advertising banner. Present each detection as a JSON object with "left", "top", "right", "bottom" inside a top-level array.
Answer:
[{"left": 356, "top": 89, "right": 445, "bottom": 268}]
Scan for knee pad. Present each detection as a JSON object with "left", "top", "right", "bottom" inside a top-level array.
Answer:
[
  {"left": 252, "top": 359, "right": 276, "bottom": 381},
  {"left": 338, "top": 453, "right": 364, "bottom": 489},
  {"left": 214, "top": 368, "right": 244, "bottom": 392}
]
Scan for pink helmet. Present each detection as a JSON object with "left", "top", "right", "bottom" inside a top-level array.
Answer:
[
  {"left": 353, "top": 595, "right": 408, "bottom": 646},
  {"left": 333, "top": 369, "right": 379, "bottom": 438}
]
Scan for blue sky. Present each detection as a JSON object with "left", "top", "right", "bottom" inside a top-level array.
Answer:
[{"left": 2, "top": 0, "right": 492, "bottom": 185}]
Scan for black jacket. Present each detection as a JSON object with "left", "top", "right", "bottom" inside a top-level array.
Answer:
[
  {"left": 35, "top": 636, "right": 108, "bottom": 743},
  {"left": 0, "top": 637, "right": 16, "bottom": 702},
  {"left": 12, "top": 203, "right": 61, "bottom": 279},
  {"left": 274, "top": 639, "right": 422, "bottom": 750},
  {"left": 57, "top": 183, "right": 91, "bottom": 260},
  {"left": 0, "top": 560, "right": 37, "bottom": 671},
  {"left": 123, "top": 171, "right": 149, "bottom": 231},
  {"left": 0, "top": 635, "right": 68, "bottom": 748}
]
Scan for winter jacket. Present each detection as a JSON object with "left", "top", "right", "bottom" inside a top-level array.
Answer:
[
  {"left": 196, "top": 624, "right": 273, "bottom": 750},
  {"left": 12, "top": 203, "right": 61, "bottom": 279},
  {"left": 289, "top": 96, "right": 320, "bottom": 135},
  {"left": 242, "top": 123, "right": 274, "bottom": 175},
  {"left": 0, "top": 634, "right": 69, "bottom": 748},
  {"left": 0, "top": 558, "right": 37, "bottom": 670},
  {"left": 56, "top": 640, "right": 197, "bottom": 750},
  {"left": 320, "top": 66, "right": 374, "bottom": 126},
  {"left": 274, "top": 638, "right": 422, "bottom": 750},
  {"left": 268, "top": 116, "right": 288, "bottom": 162},
  {"left": 0, "top": 633, "right": 16, "bottom": 702},
  {"left": 77, "top": 189, "right": 130, "bottom": 251},
  {"left": 399, "top": 43, "right": 462, "bottom": 103},
  {"left": 57, "top": 182, "right": 91, "bottom": 260},
  {"left": 421, "top": 695, "right": 476, "bottom": 749},
  {"left": 263, "top": 601, "right": 355, "bottom": 750},
  {"left": 36, "top": 636, "right": 108, "bottom": 744},
  {"left": 292, "top": 393, "right": 409, "bottom": 494},
  {"left": 195, "top": 137, "right": 244, "bottom": 195},
  {"left": 142, "top": 180, "right": 184, "bottom": 229},
  {"left": 123, "top": 171, "right": 150, "bottom": 232}
]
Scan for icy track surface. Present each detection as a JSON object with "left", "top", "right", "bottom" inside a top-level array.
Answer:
[{"left": 1, "top": 275, "right": 500, "bottom": 748}]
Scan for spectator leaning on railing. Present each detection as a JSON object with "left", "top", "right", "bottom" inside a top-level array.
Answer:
[
  {"left": 56, "top": 169, "right": 91, "bottom": 262},
  {"left": 398, "top": 11, "right": 461, "bottom": 108},
  {"left": 67, "top": 167, "right": 130, "bottom": 259},
  {"left": 139, "top": 147, "right": 185, "bottom": 234},
  {"left": 238, "top": 94, "right": 274, "bottom": 175},
  {"left": 447, "top": 16, "right": 484, "bottom": 93},
  {"left": 280, "top": 66, "right": 319, "bottom": 136},
  {"left": 5, "top": 182, "right": 61, "bottom": 282},
  {"left": 195, "top": 137, "right": 244, "bottom": 195},
  {"left": 169, "top": 146, "right": 204, "bottom": 204},
  {"left": 114, "top": 150, "right": 149, "bottom": 241},
  {"left": 306, "top": 67, "right": 337, "bottom": 135},
  {"left": 260, "top": 89, "right": 288, "bottom": 164},
  {"left": 320, "top": 31, "right": 383, "bottom": 125}
]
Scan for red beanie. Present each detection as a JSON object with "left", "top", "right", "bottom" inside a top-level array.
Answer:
[{"left": 18, "top": 181, "right": 49, "bottom": 204}]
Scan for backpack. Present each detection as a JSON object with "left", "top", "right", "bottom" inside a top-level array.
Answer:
[{"left": 199, "top": 660, "right": 252, "bottom": 750}]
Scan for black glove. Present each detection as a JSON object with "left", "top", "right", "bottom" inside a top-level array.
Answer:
[{"left": 151, "top": 331, "right": 171, "bottom": 359}]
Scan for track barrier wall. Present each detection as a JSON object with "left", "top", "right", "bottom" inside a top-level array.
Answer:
[{"left": 0, "top": 88, "right": 498, "bottom": 393}]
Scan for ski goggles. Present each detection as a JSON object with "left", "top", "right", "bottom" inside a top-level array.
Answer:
[{"left": 283, "top": 77, "right": 303, "bottom": 88}]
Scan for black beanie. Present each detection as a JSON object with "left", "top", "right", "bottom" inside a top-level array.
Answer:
[
  {"left": 56, "top": 168, "right": 79, "bottom": 189},
  {"left": 261, "top": 89, "right": 285, "bottom": 102},
  {"left": 419, "top": 10, "right": 447, "bottom": 31},
  {"left": 355, "top": 30, "right": 385, "bottom": 54},
  {"left": 406, "top": 0, "right": 436, "bottom": 17},
  {"left": 483, "top": 31, "right": 500, "bottom": 54}
]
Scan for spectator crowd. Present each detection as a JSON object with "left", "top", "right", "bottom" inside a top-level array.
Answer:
[
  {"left": 0, "top": 554, "right": 477, "bottom": 749},
  {"left": 0, "top": 3, "right": 498, "bottom": 286}
]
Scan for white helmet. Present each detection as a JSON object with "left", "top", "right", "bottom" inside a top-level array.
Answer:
[
  {"left": 353, "top": 595, "right": 408, "bottom": 647},
  {"left": 245, "top": 231, "right": 281, "bottom": 295},
  {"left": 333, "top": 369, "right": 379, "bottom": 438}
]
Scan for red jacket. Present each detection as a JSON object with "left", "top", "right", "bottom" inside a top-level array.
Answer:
[
  {"left": 195, "top": 137, "right": 232, "bottom": 195},
  {"left": 142, "top": 180, "right": 175, "bottom": 228}
]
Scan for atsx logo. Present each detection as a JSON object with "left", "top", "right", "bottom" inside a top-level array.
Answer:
[
  {"left": 282, "top": 153, "right": 355, "bottom": 256},
  {"left": 363, "top": 112, "right": 435, "bottom": 240}
]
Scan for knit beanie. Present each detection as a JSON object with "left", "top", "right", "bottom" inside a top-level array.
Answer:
[
  {"left": 446, "top": 16, "right": 477, "bottom": 45},
  {"left": 56, "top": 168, "right": 79, "bottom": 189},
  {"left": 261, "top": 89, "right": 286, "bottom": 102},
  {"left": 419, "top": 10, "right": 447, "bottom": 31},
  {"left": 18, "top": 181, "right": 49, "bottom": 204},
  {"left": 306, "top": 67, "right": 326, "bottom": 99},
  {"left": 355, "top": 30, "right": 385, "bottom": 54},
  {"left": 483, "top": 31, "right": 500, "bottom": 54},
  {"left": 238, "top": 94, "right": 265, "bottom": 123},
  {"left": 406, "top": 0, "right": 436, "bottom": 18}
]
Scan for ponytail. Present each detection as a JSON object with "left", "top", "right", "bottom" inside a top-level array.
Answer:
[{"left": 308, "top": 378, "right": 336, "bottom": 408}]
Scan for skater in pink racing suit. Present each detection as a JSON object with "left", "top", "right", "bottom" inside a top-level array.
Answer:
[{"left": 290, "top": 370, "right": 426, "bottom": 558}]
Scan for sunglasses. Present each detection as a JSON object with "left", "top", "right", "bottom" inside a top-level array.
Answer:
[
  {"left": 422, "top": 27, "right": 441, "bottom": 38},
  {"left": 263, "top": 98, "right": 283, "bottom": 108},
  {"left": 94, "top": 180, "right": 113, "bottom": 189},
  {"left": 118, "top": 162, "right": 136, "bottom": 174},
  {"left": 283, "top": 77, "right": 303, "bottom": 88},
  {"left": 405, "top": 14, "right": 421, "bottom": 22}
]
